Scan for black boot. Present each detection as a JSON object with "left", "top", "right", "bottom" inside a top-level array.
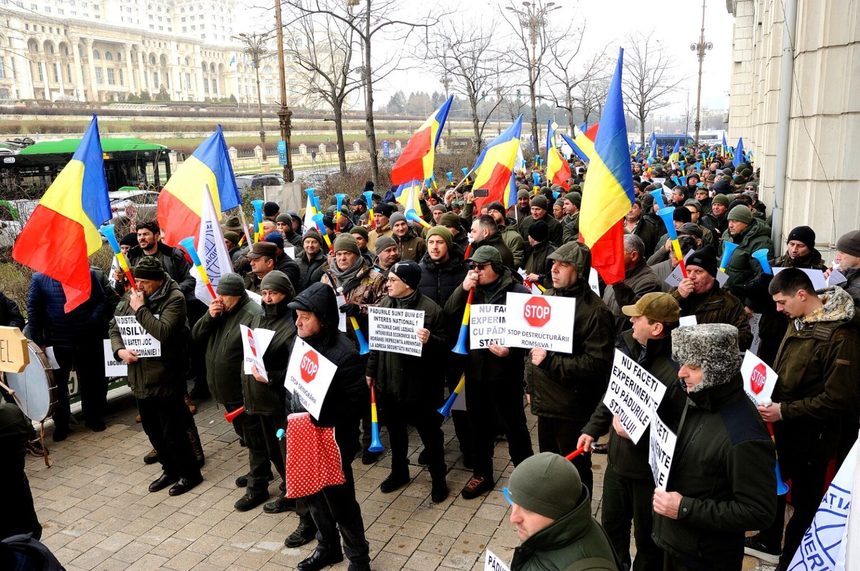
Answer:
[{"left": 187, "top": 425, "right": 205, "bottom": 468}]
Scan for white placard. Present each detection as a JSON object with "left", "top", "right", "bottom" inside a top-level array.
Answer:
[
  {"left": 504, "top": 292, "right": 575, "bottom": 353},
  {"left": 470, "top": 304, "right": 507, "bottom": 349},
  {"left": 336, "top": 294, "right": 348, "bottom": 333},
  {"left": 603, "top": 350, "right": 668, "bottom": 445},
  {"left": 679, "top": 315, "right": 698, "bottom": 328},
  {"left": 246, "top": 289, "right": 262, "bottom": 305},
  {"left": 115, "top": 314, "right": 161, "bottom": 357},
  {"left": 649, "top": 409, "right": 677, "bottom": 488},
  {"left": 588, "top": 267, "right": 600, "bottom": 296},
  {"left": 103, "top": 339, "right": 127, "bottom": 377},
  {"left": 484, "top": 549, "right": 511, "bottom": 571},
  {"left": 368, "top": 306, "right": 425, "bottom": 357},
  {"left": 773, "top": 267, "right": 826, "bottom": 291},
  {"left": 826, "top": 268, "right": 847, "bottom": 287},
  {"left": 44, "top": 346, "right": 60, "bottom": 369},
  {"left": 716, "top": 270, "right": 729, "bottom": 288},
  {"left": 665, "top": 250, "right": 694, "bottom": 289},
  {"left": 284, "top": 337, "right": 336, "bottom": 420},
  {"left": 284, "top": 245, "right": 296, "bottom": 260},
  {"left": 240, "top": 325, "right": 276, "bottom": 380},
  {"left": 740, "top": 349, "right": 777, "bottom": 405},
  {"left": 749, "top": 312, "right": 762, "bottom": 355}
]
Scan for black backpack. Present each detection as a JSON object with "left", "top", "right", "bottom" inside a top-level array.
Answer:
[{"left": 0, "top": 534, "right": 65, "bottom": 571}]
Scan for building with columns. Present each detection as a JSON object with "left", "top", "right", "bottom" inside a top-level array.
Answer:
[
  {"left": 726, "top": 0, "right": 859, "bottom": 249},
  {"left": 0, "top": 0, "right": 297, "bottom": 105}
]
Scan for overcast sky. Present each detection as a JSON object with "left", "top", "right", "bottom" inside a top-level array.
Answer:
[{"left": 238, "top": 0, "right": 735, "bottom": 119}]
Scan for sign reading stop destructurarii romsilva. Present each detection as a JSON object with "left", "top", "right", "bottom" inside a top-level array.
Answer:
[{"left": 504, "top": 292, "right": 575, "bottom": 354}]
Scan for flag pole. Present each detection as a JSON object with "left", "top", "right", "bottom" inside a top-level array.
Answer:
[
  {"left": 451, "top": 167, "right": 475, "bottom": 193},
  {"left": 236, "top": 205, "right": 254, "bottom": 249}
]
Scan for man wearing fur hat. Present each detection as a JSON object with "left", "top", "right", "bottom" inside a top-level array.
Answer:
[
  {"left": 744, "top": 269, "right": 860, "bottom": 569},
  {"left": 389, "top": 211, "right": 426, "bottom": 262},
  {"left": 652, "top": 324, "right": 776, "bottom": 571},
  {"left": 507, "top": 452, "right": 620, "bottom": 571}
]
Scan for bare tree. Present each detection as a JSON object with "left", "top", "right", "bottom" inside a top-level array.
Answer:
[
  {"left": 544, "top": 30, "right": 607, "bottom": 137},
  {"left": 236, "top": 32, "right": 270, "bottom": 162},
  {"left": 622, "top": 32, "right": 683, "bottom": 149},
  {"left": 282, "top": 11, "right": 362, "bottom": 175},
  {"left": 283, "top": 0, "right": 440, "bottom": 186},
  {"left": 575, "top": 74, "right": 609, "bottom": 128},
  {"left": 426, "top": 22, "right": 510, "bottom": 156}
]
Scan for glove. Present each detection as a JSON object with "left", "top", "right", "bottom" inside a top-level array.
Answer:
[{"left": 339, "top": 303, "right": 361, "bottom": 318}]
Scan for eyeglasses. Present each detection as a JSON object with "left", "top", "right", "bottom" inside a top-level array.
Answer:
[{"left": 469, "top": 262, "right": 491, "bottom": 270}]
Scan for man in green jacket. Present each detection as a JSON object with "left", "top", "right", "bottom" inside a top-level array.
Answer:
[
  {"left": 110, "top": 256, "right": 202, "bottom": 496},
  {"left": 508, "top": 452, "right": 620, "bottom": 571},
  {"left": 191, "top": 273, "right": 263, "bottom": 510}
]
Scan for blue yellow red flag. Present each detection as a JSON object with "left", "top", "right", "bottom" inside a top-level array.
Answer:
[
  {"left": 471, "top": 115, "right": 523, "bottom": 210},
  {"left": 390, "top": 96, "right": 453, "bottom": 185},
  {"left": 545, "top": 121, "right": 572, "bottom": 190}
]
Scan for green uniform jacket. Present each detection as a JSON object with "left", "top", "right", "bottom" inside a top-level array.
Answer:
[
  {"left": 562, "top": 212, "right": 580, "bottom": 244},
  {"left": 671, "top": 285, "right": 752, "bottom": 351},
  {"left": 191, "top": 294, "right": 263, "bottom": 405},
  {"left": 511, "top": 487, "right": 620, "bottom": 571},
  {"left": 719, "top": 218, "right": 773, "bottom": 299},
  {"left": 109, "top": 278, "right": 187, "bottom": 399},
  {"left": 393, "top": 230, "right": 426, "bottom": 262},
  {"left": 242, "top": 298, "right": 295, "bottom": 416},
  {"left": 500, "top": 222, "right": 526, "bottom": 269}
]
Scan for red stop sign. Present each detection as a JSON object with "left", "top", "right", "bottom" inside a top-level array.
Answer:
[
  {"left": 750, "top": 363, "right": 767, "bottom": 394},
  {"left": 523, "top": 296, "right": 552, "bottom": 327},
  {"left": 300, "top": 351, "right": 319, "bottom": 383}
]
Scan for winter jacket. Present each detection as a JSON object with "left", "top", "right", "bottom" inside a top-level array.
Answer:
[
  {"left": 126, "top": 243, "right": 195, "bottom": 300},
  {"left": 772, "top": 287, "right": 860, "bottom": 467},
  {"left": 321, "top": 259, "right": 386, "bottom": 348},
  {"left": 287, "top": 283, "right": 369, "bottom": 460},
  {"left": 296, "top": 250, "right": 327, "bottom": 292},
  {"left": 472, "top": 231, "right": 516, "bottom": 271},
  {"left": 602, "top": 260, "right": 662, "bottom": 331},
  {"left": 418, "top": 248, "right": 469, "bottom": 306},
  {"left": 393, "top": 230, "right": 426, "bottom": 262},
  {"left": 671, "top": 285, "right": 752, "bottom": 351},
  {"left": 525, "top": 248, "right": 615, "bottom": 422},
  {"left": 109, "top": 278, "right": 188, "bottom": 399},
  {"left": 500, "top": 222, "right": 526, "bottom": 269},
  {"left": 719, "top": 219, "right": 774, "bottom": 303},
  {"left": 650, "top": 259, "right": 675, "bottom": 293},
  {"left": 840, "top": 267, "right": 860, "bottom": 307},
  {"left": 367, "top": 222, "right": 393, "bottom": 254},
  {"left": 276, "top": 254, "right": 302, "bottom": 290},
  {"left": 242, "top": 297, "right": 295, "bottom": 416},
  {"left": 522, "top": 242, "right": 556, "bottom": 289},
  {"left": 700, "top": 211, "right": 728, "bottom": 238},
  {"left": 652, "top": 381, "right": 776, "bottom": 567},
  {"left": 192, "top": 294, "right": 263, "bottom": 405},
  {"left": 626, "top": 217, "right": 660, "bottom": 257},
  {"left": 0, "top": 400, "right": 40, "bottom": 540},
  {"left": 27, "top": 271, "right": 110, "bottom": 347},
  {"left": 0, "top": 292, "right": 24, "bottom": 329},
  {"left": 772, "top": 249, "right": 827, "bottom": 272},
  {"left": 582, "top": 332, "right": 679, "bottom": 480},
  {"left": 366, "top": 290, "right": 448, "bottom": 406},
  {"left": 562, "top": 212, "right": 580, "bottom": 244},
  {"left": 511, "top": 485, "right": 620, "bottom": 571},
  {"left": 519, "top": 214, "right": 563, "bottom": 247}
]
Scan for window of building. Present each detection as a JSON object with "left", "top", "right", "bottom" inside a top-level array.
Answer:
[
  {"left": 95, "top": 67, "right": 103, "bottom": 83},
  {"left": 107, "top": 68, "right": 115, "bottom": 85},
  {"left": 53, "top": 62, "right": 59, "bottom": 82},
  {"left": 0, "top": 58, "right": 5, "bottom": 79},
  {"left": 93, "top": 49, "right": 100, "bottom": 59},
  {"left": 119, "top": 68, "right": 123, "bottom": 84},
  {"left": 203, "top": 78, "right": 208, "bottom": 93},
  {"left": 105, "top": 51, "right": 113, "bottom": 61}
]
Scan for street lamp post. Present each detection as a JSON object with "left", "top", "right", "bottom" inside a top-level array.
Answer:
[
  {"left": 690, "top": 0, "right": 712, "bottom": 146},
  {"left": 236, "top": 32, "right": 268, "bottom": 163},
  {"left": 274, "top": 0, "right": 294, "bottom": 182}
]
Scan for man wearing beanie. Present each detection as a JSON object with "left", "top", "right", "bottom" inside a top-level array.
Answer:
[
  {"left": 579, "top": 293, "right": 681, "bottom": 571},
  {"left": 276, "top": 212, "right": 304, "bottom": 250},
  {"left": 561, "top": 191, "right": 581, "bottom": 243},
  {"left": 366, "top": 260, "right": 450, "bottom": 503},
  {"left": 720, "top": 203, "right": 774, "bottom": 297},
  {"left": 700, "top": 193, "right": 730, "bottom": 238},
  {"left": 296, "top": 230, "right": 328, "bottom": 292},
  {"left": 671, "top": 246, "right": 752, "bottom": 350},
  {"left": 367, "top": 202, "right": 394, "bottom": 253},
  {"left": 439, "top": 211, "right": 469, "bottom": 251},
  {"left": 833, "top": 229, "right": 860, "bottom": 306},
  {"left": 348, "top": 225, "right": 374, "bottom": 265},
  {"left": 522, "top": 220, "right": 555, "bottom": 290},
  {"left": 514, "top": 188, "right": 532, "bottom": 221},
  {"left": 191, "top": 273, "right": 264, "bottom": 508},
  {"left": 372, "top": 235, "right": 400, "bottom": 273},
  {"left": 110, "top": 256, "right": 204, "bottom": 496},
  {"left": 507, "top": 452, "right": 620, "bottom": 570},
  {"left": 773, "top": 225, "right": 827, "bottom": 271},
  {"left": 624, "top": 199, "right": 659, "bottom": 257},
  {"left": 445, "top": 246, "right": 534, "bottom": 499},
  {"left": 524, "top": 241, "right": 614, "bottom": 494},
  {"left": 487, "top": 201, "right": 526, "bottom": 268},
  {"left": 519, "top": 194, "right": 563, "bottom": 246},
  {"left": 390, "top": 211, "right": 426, "bottom": 262},
  {"left": 653, "top": 324, "right": 776, "bottom": 571}
]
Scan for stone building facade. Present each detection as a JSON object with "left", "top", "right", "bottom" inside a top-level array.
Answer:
[{"left": 726, "top": 0, "right": 859, "bottom": 248}]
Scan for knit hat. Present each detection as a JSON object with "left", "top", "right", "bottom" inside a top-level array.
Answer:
[
  {"left": 786, "top": 226, "right": 816, "bottom": 250},
  {"left": 685, "top": 245, "right": 718, "bottom": 277},
  {"left": 426, "top": 225, "right": 453, "bottom": 248},
  {"left": 727, "top": 204, "right": 753, "bottom": 225},
  {"left": 431, "top": 204, "right": 448, "bottom": 214},
  {"left": 517, "top": 189, "right": 530, "bottom": 200},
  {"left": 486, "top": 201, "right": 507, "bottom": 217},
  {"left": 375, "top": 203, "right": 395, "bottom": 218},
  {"left": 390, "top": 261, "right": 421, "bottom": 290},
  {"left": 507, "top": 452, "right": 583, "bottom": 520},
  {"left": 133, "top": 256, "right": 165, "bottom": 280},
  {"left": 216, "top": 273, "right": 245, "bottom": 296},
  {"left": 683, "top": 199, "right": 703, "bottom": 213},
  {"left": 622, "top": 292, "right": 681, "bottom": 323},
  {"left": 120, "top": 232, "right": 138, "bottom": 247},
  {"left": 351, "top": 197, "right": 367, "bottom": 207},
  {"left": 389, "top": 212, "right": 407, "bottom": 227},
  {"left": 565, "top": 192, "right": 582, "bottom": 208},
  {"left": 302, "top": 229, "right": 322, "bottom": 246},
  {"left": 836, "top": 230, "right": 860, "bottom": 258},
  {"left": 530, "top": 195, "right": 549, "bottom": 210},
  {"left": 247, "top": 242, "right": 277, "bottom": 259},
  {"left": 263, "top": 201, "right": 279, "bottom": 217},
  {"left": 711, "top": 194, "right": 730, "bottom": 207},
  {"left": 349, "top": 226, "right": 369, "bottom": 241},
  {"left": 375, "top": 236, "right": 397, "bottom": 254},
  {"left": 333, "top": 233, "right": 361, "bottom": 256},
  {"left": 260, "top": 270, "right": 292, "bottom": 295},
  {"left": 224, "top": 231, "right": 241, "bottom": 246},
  {"left": 264, "top": 232, "right": 284, "bottom": 249},
  {"left": 671, "top": 323, "right": 743, "bottom": 392},
  {"left": 469, "top": 245, "right": 502, "bottom": 265},
  {"left": 439, "top": 212, "right": 463, "bottom": 232},
  {"left": 276, "top": 213, "right": 292, "bottom": 224},
  {"left": 528, "top": 220, "right": 549, "bottom": 242},
  {"left": 673, "top": 207, "right": 692, "bottom": 224}
]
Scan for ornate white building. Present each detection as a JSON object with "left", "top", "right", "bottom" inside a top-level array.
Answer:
[{"left": 0, "top": 0, "right": 293, "bottom": 104}]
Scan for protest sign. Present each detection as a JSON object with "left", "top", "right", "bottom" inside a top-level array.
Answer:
[
  {"left": 115, "top": 315, "right": 161, "bottom": 357},
  {"left": 504, "top": 292, "right": 575, "bottom": 353},
  {"left": 741, "top": 350, "right": 777, "bottom": 405},
  {"left": 284, "top": 337, "right": 336, "bottom": 420},
  {"left": 649, "top": 409, "right": 677, "bottom": 488},
  {"left": 240, "top": 325, "right": 276, "bottom": 381},
  {"left": 603, "top": 350, "right": 668, "bottom": 444},
  {"left": 368, "top": 306, "right": 424, "bottom": 357},
  {"left": 469, "top": 304, "right": 507, "bottom": 349},
  {"left": 0, "top": 326, "right": 28, "bottom": 373},
  {"left": 484, "top": 549, "right": 511, "bottom": 571},
  {"left": 103, "top": 339, "right": 127, "bottom": 377}
]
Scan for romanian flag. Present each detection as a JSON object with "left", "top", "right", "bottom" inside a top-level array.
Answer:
[
  {"left": 471, "top": 115, "right": 523, "bottom": 210},
  {"left": 157, "top": 125, "right": 241, "bottom": 246},
  {"left": 390, "top": 95, "right": 453, "bottom": 185},
  {"left": 579, "top": 49, "right": 635, "bottom": 285},
  {"left": 13, "top": 115, "right": 111, "bottom": 312},
  {"left": 545, "top": 121, "right": 571, "bottom": 190}
]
